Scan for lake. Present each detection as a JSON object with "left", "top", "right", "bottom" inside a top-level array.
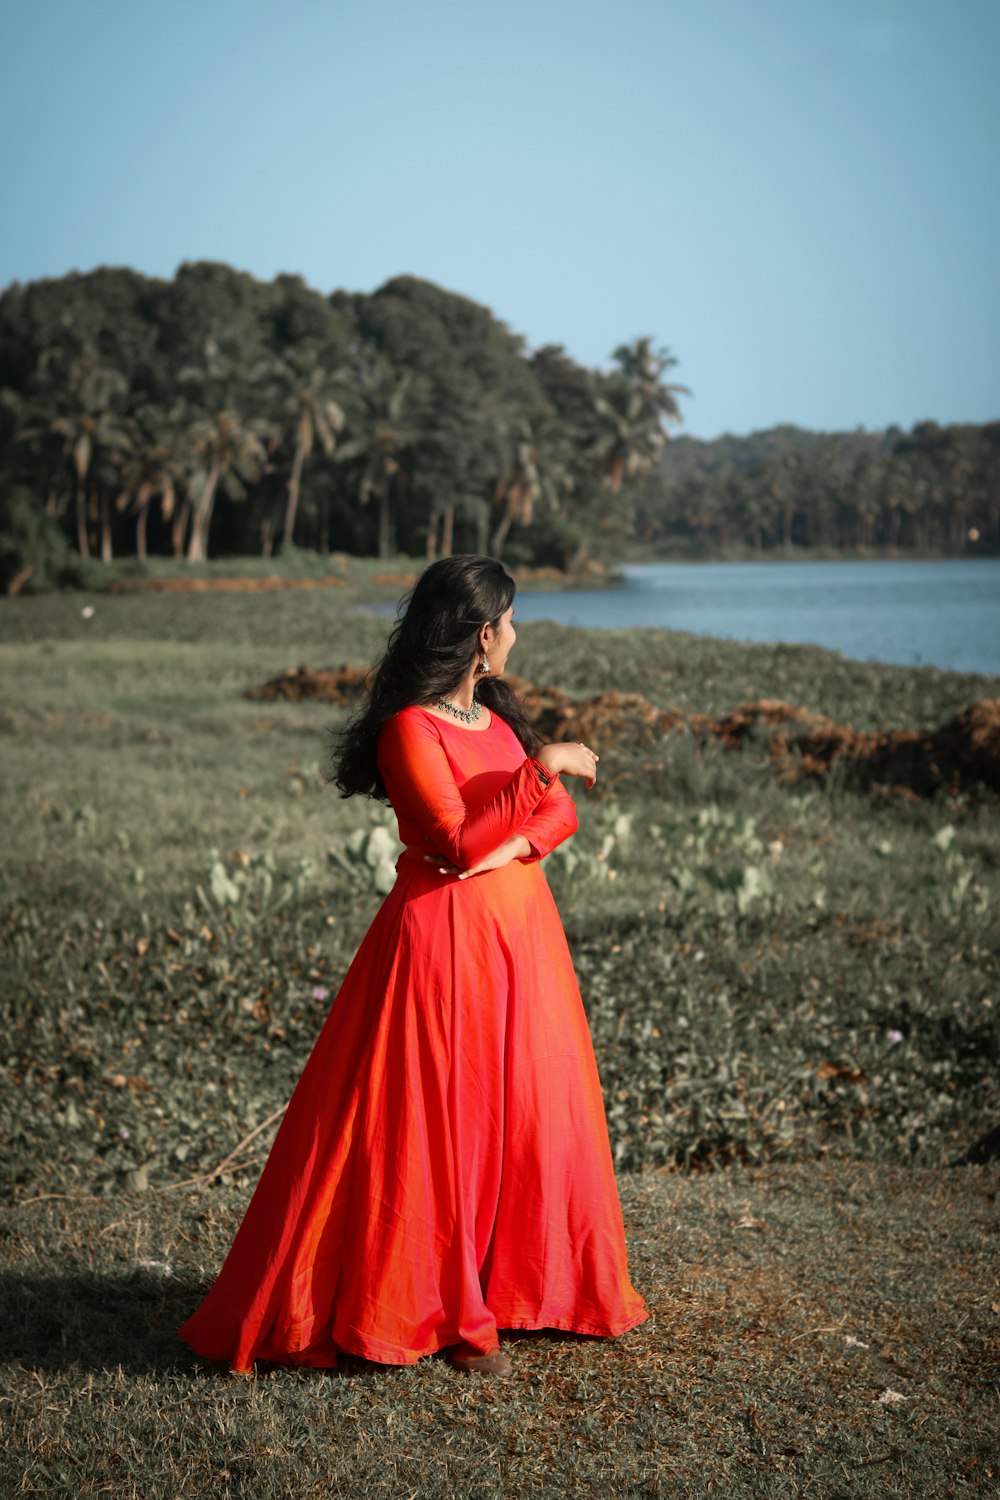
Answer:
[{"left": 506, "top": 559, "right": 1000, "bottom": 677}]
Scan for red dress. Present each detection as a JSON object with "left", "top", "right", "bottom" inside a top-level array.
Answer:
[{"left": 178, "top": 704, "right": 647, "bottom": 1370}]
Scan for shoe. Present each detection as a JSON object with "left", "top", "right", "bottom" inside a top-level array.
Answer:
[{"left": 448, "top": 1342, "right": 513, "bottom": 1377}]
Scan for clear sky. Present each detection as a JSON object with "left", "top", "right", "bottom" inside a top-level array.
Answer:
[{"left": 2, "top": 0, "right": 997, "bottom": 439}]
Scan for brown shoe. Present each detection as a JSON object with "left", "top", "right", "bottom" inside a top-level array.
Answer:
[{"left": 448, "top": 1342, "right": 513, "bottom": 1377}]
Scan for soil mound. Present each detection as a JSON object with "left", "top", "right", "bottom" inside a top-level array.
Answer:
[
  {"left": 769, "top": 696, "right": 1000, "bottom": 798},
  {"left": 367, "top": 565, "right": 598, "bottom": 589},
  {"left": 104, "top": 562, "right": 597, "bottom": 594},
  {"left": 506, "top": 676, "right": 686, "bottom": 745},
  {"left": 107, "top": 575, "right": 345, "bottom": 594},
  {"left": 510, "top": 677, "right": 1000, "bottom": 797},
  {"left": 243, "top": 665, "right": 371, "bottom": 704},
  {"left": 243, "top": 666, "right": 1000, "bottom": 798}
]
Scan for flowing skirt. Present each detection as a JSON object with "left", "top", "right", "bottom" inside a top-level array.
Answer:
[{"left": 178, "top": 853, "right": 647, "bottom": 1370}]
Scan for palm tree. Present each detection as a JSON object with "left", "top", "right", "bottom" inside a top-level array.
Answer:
[
  {"left": 178, "top": 342, "right": 273, "bottom": 563},
  {"left": 23, "top": 356, "right": 131, "bottom": 559},
  {"left": 335, "top": 358, "right": 423, "bottom": 560},
  {"left": 592, "top": 382, "right": 653, "bottom": 494},
  {"left": 488, "top": 412, "right": 572, "bottom": 559},
  {"left": 116, "top": 405, "right": 187, "bottom": 560},
  {"left": 3, "top": 387, "right": 65, "bottom": 523},
  {"left": 592, "top": 340, "right": 689, "bottom": 497},
  {"left": 182, "top": 411, "right": 269, "bottom": 563},
  {"left": 611, "top": 337, "right": 689, "bottom": 427},
  {"left": 274, "top": 346, "right": 346, "bottom": 548}
]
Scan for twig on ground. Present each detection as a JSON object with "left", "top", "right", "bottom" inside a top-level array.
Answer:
[
  {"left": 158, "top": 1104, "right": 288, "bottom": 1192},
  {"left": 16, "top": 1193, "right": 106, "bottom": 1207}
]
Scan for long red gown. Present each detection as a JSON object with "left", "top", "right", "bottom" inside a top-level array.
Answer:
[{"left": 178, "top": 704, "right": 647, "bottom": 1371}]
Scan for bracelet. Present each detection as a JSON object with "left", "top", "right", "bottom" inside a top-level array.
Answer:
[{"left": 530, "top": 757, "right": 554, "bottom": 786}]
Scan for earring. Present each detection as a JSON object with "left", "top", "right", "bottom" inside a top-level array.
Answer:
[{"left": 476, "top": 651, "right": 490, "bottom": 675}]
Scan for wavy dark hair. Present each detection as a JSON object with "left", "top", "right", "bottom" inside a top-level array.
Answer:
[{"left": 332, "top": 555, "right": 542, "bottom": 800}]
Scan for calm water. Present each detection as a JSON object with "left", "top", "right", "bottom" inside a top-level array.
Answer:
[{"left": 508, "top": 560, "right": 1000, "bottom": 676}]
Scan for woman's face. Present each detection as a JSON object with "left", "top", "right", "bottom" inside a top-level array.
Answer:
[{"left": 482, "top": 604, "right": 516, "bottom": 675}]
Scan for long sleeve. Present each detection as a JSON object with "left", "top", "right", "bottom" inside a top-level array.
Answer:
[
  {"left": 518, "top": 779, "right": 578, "bottom": 861},
  {"left": 377, "top": 710, "right": 561, "bottom": 870}
]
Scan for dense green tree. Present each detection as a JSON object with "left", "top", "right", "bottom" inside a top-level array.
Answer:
[
  {"left": 354, "top": 276, "right": 549, "bottom": 557},
  {"left": 267, "top": 273, "right": 353, "bottom": 361},
  {"left": 2, "top": 261, "right": 997, "bottom": 580},
  {"left": 0, "top": 480, "right": 77, "bottom": 593},
  {"left": 642, "top": 420, "right": 1000, "bottom": 557},
  {"left": 164, "top": 262, "right": 271, "bottom": 374}
]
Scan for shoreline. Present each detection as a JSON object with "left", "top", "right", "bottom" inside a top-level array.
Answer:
[{"left": 625, "top": 544, "right": 1000, "bottom": 565}]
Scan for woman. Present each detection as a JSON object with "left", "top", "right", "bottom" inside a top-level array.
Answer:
[{"left": 178, "top": 555, "right": 647, "bottom": 1377}]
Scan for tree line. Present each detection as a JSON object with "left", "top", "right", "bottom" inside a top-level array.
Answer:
[
  {"left": 0, "top": 263, "right": 683, "bottom": 584},
  {"left": 637, "top": 421, "right": 1000, "bottom": 556},
  {"left": 0, "top": 262, "right": 996, "bottom": 592}
]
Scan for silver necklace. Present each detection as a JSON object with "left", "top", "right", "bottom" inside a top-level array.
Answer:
[{"left": 434, "top": 695, "right": 482, "bottom": 724}]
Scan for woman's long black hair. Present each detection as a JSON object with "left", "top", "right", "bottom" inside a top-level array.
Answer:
[{"left": 332, "top": 555, "right": 542, "bottom": 801}]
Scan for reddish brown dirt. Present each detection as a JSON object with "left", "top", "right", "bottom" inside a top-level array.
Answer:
[
  {"left": 368, "top": 566, "right": 596, "bottom": 588},
  {"left": 510, "top": 677, "right": 1000, "bottom": 797},
  {"left": 243, "top": 666, "right": 1000, "bottom": 799},
  {"left": 106, "top": 564, "right": 591, "bottom": 593},
  {"left": 107, "top": 575, "right": 345, "bottom": 594},
  {"left": 243, "top": 665, "right": 372, "bottom": 704},
  {"left": 766, "top": 696, "right": 1000, "bottom": 798}
]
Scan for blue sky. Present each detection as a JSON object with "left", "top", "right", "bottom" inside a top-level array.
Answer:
[{"left": 2, "top": 0, "right": 997, "bottom": 439}]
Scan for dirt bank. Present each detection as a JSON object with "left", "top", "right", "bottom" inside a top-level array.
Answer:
[{"left": 244, "top": 666, "right": 1000, "bottom": 799}]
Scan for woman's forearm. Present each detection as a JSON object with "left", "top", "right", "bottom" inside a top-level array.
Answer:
[{"left": 426, "top": 832, "right": 533, "bottom": 878}]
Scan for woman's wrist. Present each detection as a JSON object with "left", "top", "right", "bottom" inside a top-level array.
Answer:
[
  {"left": 529, "top": 755, "right": 558, "bottom": 786},
  {"left": 534, "top": 745, "right": 559, "bottom": 774}
]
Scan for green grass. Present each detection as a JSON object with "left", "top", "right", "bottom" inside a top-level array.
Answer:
[{"left": 1, "top": 581, "right": 998, "bottom": 1496}]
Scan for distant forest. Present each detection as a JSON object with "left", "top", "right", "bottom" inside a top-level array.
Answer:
[
  {"left": 0, "top": 262, "right": 997, "bottom": 589},
  {"left": 641, "top": 422, "right": 1000, "bottom": 557}
]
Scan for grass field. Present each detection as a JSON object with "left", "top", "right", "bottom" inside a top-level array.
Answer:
[{"left": 1, "top": 565, "right": 998, "bottom": 1496}]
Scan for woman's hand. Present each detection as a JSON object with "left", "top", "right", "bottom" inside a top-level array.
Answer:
[
  {"left": 536, "top": 741, "right": 600, "bottom": 788},
  {"left": 426, "top": 834, "right": 533, "bottom": 880}
]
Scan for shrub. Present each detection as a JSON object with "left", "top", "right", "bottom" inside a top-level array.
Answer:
[{"left": 0, "top": 483, "right": 81, "bottom": 594}]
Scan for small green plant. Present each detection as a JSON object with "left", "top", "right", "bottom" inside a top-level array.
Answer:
[
  {"left": 195, "top": 848, "right": 318, "bottom": 918},
  {"left": 545, "top": 800, "right": 633, "bottom": 891},
  {"left": 654, "top": 802, "right": 789, "bottom": 921},
  {"left": 928, "top": 823, "right": 990, "bottom": 922},
  {"left": 327, "top": 807, "right": 402, "bottom": 895}
]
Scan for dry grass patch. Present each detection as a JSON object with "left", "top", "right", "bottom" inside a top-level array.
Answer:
[{"left": 1, "top": 1164, "right": 996, "bottom": 1498}]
